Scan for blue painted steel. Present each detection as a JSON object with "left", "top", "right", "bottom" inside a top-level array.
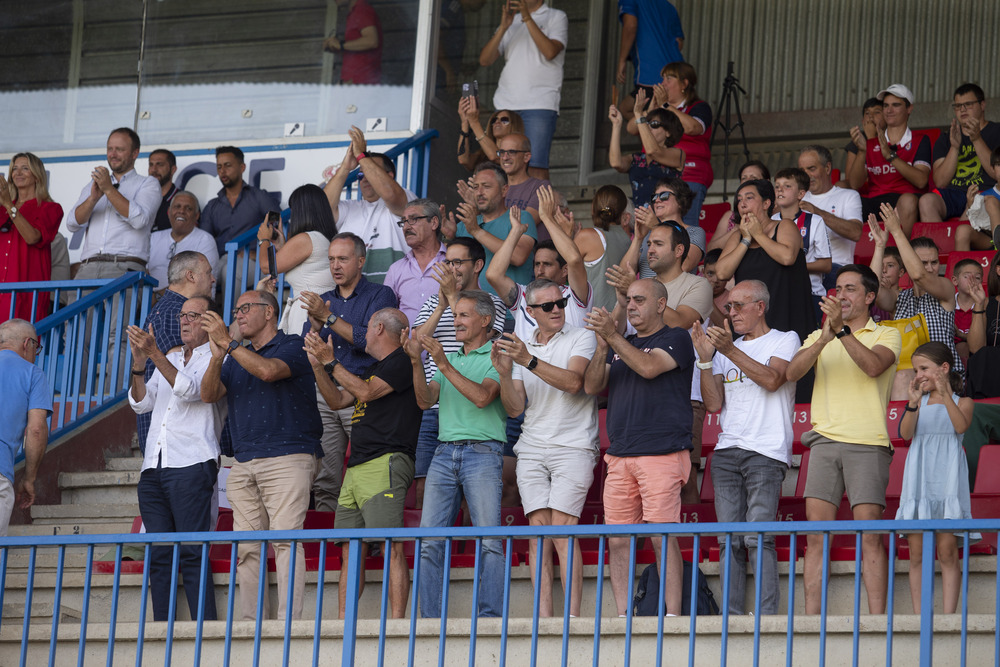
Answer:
[
  {"left": 500, "top": 537, "right": 513, "bottom": 667},
  {"left": 995, "top": 548, "right": 999, "bottom": 667},
  {"left": 961, "top": 532, "right": 970, "bottom": 667},
  {"left": 753, "top": 531, "right": 763, "bottom": 666},
  {"left": 720, "top": 533, "right": 731, "bottom": 666},
  {"left": 785, "top": 533, "right": 796, "bottom": 667},
  {"left": 469, "top": 537, "right": 483, "bottom": 666},
  {"left": 223, "top": 543, "right": 237, "bottom": 667},
  {"left": 687, "top": 535, "right": 699, "bottom": 667},
  {"left": 107, "top": 544, "right": 123, "bottom": 667},
  {"left": 134, "top": 545, "right": 150, "bottom": 667},
  {"left": 655, "top": 535, "right": 666, "bottom": 667},
  {"left": 253, "top": 540, "right": 266, "bottom": 665},
  {"left": 166, "top": 543, "right": 180, "bottom": 666},
  {"left": 407, "top": 537, "right": 422, "bottom": 667},
  {"left": 195, "top": 542, "right": 210, "bottom": 667},
  {"left": 530, "top": 535, "right": 542, "bottom": 667},
  {"left": 819, "top": 532, "right": 830, "bottom": 667},
  {"left": 282, "top": 539, "right": 298, "bottom": 667},
  {"left": 343, "top": 538, "right": 363, "bottom": 667},
  {"left": 77, "top": 544, "right": 94, "bottom": 667},
  {"left": 561, "top": 536, "right": 573, "bottom": 667},
  {"left": 920, "top": 530, "right": 936, "bottom": 665},
  {"left": 624, "top": 535, "right": 637, "bottom": 666},
  {"left": 438, "top": 541, "right": 452, "bottom": 667},
  {"left": 20, "top": 546, "right": 36, "bottom": 667},
  {"left": 886, "top": 532, "right": 896, "bottom": 667},
  {"left": 593, "top": 536, "right": 606, "bottom": 667},
  {"left": 852, "top": 533, "right": 861, "bottom": 666},
  {"left": 0, "top": 545, "right": 7, "bottom": 634},
  {"left": 378, "top": 537, "right": 390, "bottom": 667},
  {"left": 48, "top": 545, "right": 65, "bottom": 667},
  {"left": 312, "top": 539, "right": 328, "bottom": 667}
]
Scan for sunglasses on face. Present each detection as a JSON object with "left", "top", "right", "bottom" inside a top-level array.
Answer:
[
  {"left": 651, "top": 191, "right": 674, "bottom": 204},
  {"left": 493, "top": 116, "right": 511, "bottom": 125},
  {"left": 496, "top": 149, "right": 527, "bottom": 158},
  {"left": 647, "top": 120, "right": 665, "bottom": 129},
  {"left": 527, "top": 297, "right": 568, "bottom": 312}
]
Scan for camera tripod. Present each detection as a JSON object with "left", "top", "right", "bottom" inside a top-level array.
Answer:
[{"left": 710, "top": 61, "right": 751, "bottom": 202}]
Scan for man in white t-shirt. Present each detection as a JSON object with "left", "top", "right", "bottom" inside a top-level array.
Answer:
[
  {"left": 148, "top": 191, "right": 220, "bottom": 294},
  {"left": 798, "top": 145, "right": 863, "bottom": 286},
  {"left": 323, "top": 125, "right": 414, "bottom": 283},
  {"left": 492, "top": 278, "right": 597, "bottom": 619},
  {"left": 479, "top": 0, "right": 568, "bottom": 180},
  {"left": 691, "top": 279, "right": 799, "bottom": 616}
]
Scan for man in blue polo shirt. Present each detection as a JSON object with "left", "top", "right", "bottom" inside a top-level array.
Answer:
[
  {"left": 405, "top": 290, "right": 507, "bottom": 618},
  {"left": 200, "top": 289, "right": 322, "bottom": 621},
  {"left": 299, "top": 231, "right": 398, "bottom": 511},
  {"left": 0, "top": 319, "right": 52, "bottom": 536}
]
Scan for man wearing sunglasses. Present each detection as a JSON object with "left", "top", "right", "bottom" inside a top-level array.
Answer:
[
  {"left": 690, "top": 280, "right": 799, "bottom": 616},
  {"left": 492, "top": 278, "right": 598, "bottom": 618},
  {"left": 497, "top": 134, "right": 550, "bottom": 238},
  {"left": 324, "top": 125, "right": 414, "bottom": 284},
  {"left": 127, "top": 295, "right": 225, "bottom": 623},
  {"left": 200, "top": 290, "right": 323, "bottom": 622},
  {"left": 0, "top": 319, "right": 51, "bottom": 537}
]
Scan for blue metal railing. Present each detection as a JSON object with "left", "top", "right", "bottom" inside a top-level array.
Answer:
[
  {"left": 1, "top": 275, "right": 157, "bottom": 442},
  {"left": 221, "top": 129, "right": 439, "bottom": 323},
  {"left": 1, "top": 519, "right": 997, "bottom": 667}
]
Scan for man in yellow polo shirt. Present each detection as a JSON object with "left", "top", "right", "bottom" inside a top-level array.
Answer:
[{"left": 787, "top": 264, "right": 902, "bottom": 616}]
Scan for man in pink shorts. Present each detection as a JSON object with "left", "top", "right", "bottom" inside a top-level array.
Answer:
[{"left": 584, "top": 278, "right": 695, "bottom": 616}]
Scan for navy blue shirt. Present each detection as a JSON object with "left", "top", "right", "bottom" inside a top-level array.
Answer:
[
  {"left": 220, "top": 330, "right": 323, "bottom": 462},
  {"left": 200, "top": 183, "right": 277, "bottom": 255},
  {"left": 605, "top": 325, "right": 694, "bottom": 457},
  {"left": 311, "top": 277, "right": 399, "bottom": 377},
  {"left": 136, "top": 288, "right": 186, "bottom": 450}
]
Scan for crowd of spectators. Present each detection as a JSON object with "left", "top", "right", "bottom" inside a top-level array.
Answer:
[{"left": 4, "top": 0, "right": 1000, "bottom": 625}]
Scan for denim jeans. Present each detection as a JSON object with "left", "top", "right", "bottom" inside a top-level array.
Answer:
[
  {"left": 683, "top": 181, "right": 708, "bottom": 228},
  {"left": 711, "top": 447, "right": 787, "bottom": 614},
  {"left": 516, "top": 109, "right": 558, "bottom": 169},
  {"left": 418, "top": 440, "right": 504, "bottom": 617}
]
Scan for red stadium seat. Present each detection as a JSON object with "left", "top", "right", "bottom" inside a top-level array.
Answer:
[
  {"left": 973, "top": 446, "right": 1000, "bottom": 494},
  {"left": 702, "top": 411, "right": 721, "bottom": 457},
  {"left": 700, "top": 452, "right": 715, "bottom": 503},
  {"left": 698, "top": 202, "right": 732, "bottom": 240},
  {"left": 791, "top": 404, "right": 813, "bottom": 456},
  {"left": 911, "top": 221, "right": 963, "bottom": 257},
  {"left": 853, "top": 225, "right": 897, "bottom": 266},
  {"left": 885, "top": 446, "right": 909, "bottom": 498},
  {"left": 946, "top": 250, "right": 996, "bottom": 281}
]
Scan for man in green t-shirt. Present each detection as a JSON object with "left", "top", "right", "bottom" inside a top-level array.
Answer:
[{"left": 405, "top": 290, "right": 506, "bottom": 618}]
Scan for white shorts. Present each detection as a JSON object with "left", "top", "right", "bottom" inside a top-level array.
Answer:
[
  {"left": 0, "top": 475, "right": 15, "bottom": 537},
  {"left": 515, "top": 445, "right": 597, "bottom": 518}
]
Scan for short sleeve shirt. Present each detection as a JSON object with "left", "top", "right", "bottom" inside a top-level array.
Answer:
[
  {"left": 0, "top": 350, "right": 52, "bottom": 484},
  {"left": 346, "top": 347, "right": 422, "bottom": 466},
  {"left": 931, "top": 121, "right": 1000, "bottom": 191},
  {"left": 433, "top": 341, "right": 506, "bottom": 443},
  {"left": 864, "top": 129, "right": 932, "bottom": 198},
  {"left": 457, "top": 209, "right": 538, "bottom": 297}
]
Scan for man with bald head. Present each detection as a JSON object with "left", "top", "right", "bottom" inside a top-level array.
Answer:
[
  {"left": 148, "top": 192, "right": 220, "bottom": 293},
  {"left": 691, "top": 280, "right": 799, "bottom": 615},
  {"left": 0, "top": 319, "right": 51, "bottom": 536},
  {"left": 304, "top": 307, "right": 421, "bottom": 619},
  {"left": 584, "top": 278, "right": 695, "bottom": 617},
  {"left": 127, "top": 295, "right": 225, "bottom": 622},
  {"left": 498, "top": 133, "right": 550, "bottom": 236}
]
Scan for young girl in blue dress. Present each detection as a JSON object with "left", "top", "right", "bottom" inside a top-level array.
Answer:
[{"left": 896, "top": 341, "right": 975, "bottom": 614}]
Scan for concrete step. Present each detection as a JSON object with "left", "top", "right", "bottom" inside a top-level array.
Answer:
[
  {"left": 6, "top": 522, "right": 136, "bottom": 537},
  {"left": 104, "top": 457, "right": 142, "bottom": 472},
  {"left": 57, "top": 471, "right": 140, "bottom": 505},
  {"left": 32, "top": 503, "right": 140, "bottom": 525}
]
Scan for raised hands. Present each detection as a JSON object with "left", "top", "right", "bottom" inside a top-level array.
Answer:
[
  {"left": 705, "top": 319, "right": 737, "bottom": 356},
  {"left": 200, "top": 310, "right": 233, "bottom": 356},
  {"left": 299, "top": 290, "right": 333, "bottom": 328},
  {"left": 690, "top": 321, "right": 715, "bottom": 362},
  {"left": 432, "top": 261, "right": 459, "bottom": 305},
  {"left": 400, "top": 327, "right": 424, "bottom": 361},
  {"left": 633, "top": 205, "right": 658, "bottom": 238},
  {"left": 605, "top": 261, "right": 636, "bottom": 297},
  {"left": 633, "top": 88, "right": 650, "bottom": 119},
  {"left": 907, "top": 373, "right": 924, "bottom": 404},
  {"left": 818, "top": 295, "right": 844, "bottom": 340},
  {"left": 127, "top": 324, "right": 157, "bottom": 367},
  {"left": 493, "top": 332, "right": 531, "bottom": 367},
  {"left": 866, "top": 213, "right": 888, "bottom": 248},
  {"left": 303, "top": 331, "right": 335, "bottom": 366},
  {"left": 490, "top": 340, "right": 514, "bottom": 376},
  {"left": 584, "top": 306, "right": 618, "bottom": 341},
  {"left": 608, "top": 104, "right": 623, "bottom": 128},
  {"left": 878, "top": 201, "right": 903, "bottom": 235}
]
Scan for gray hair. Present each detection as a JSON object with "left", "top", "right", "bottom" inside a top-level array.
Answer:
[
  {"left": 456, "top": 290, "right": 496, "bottom": 330},
  {"left": 170, "top": 190, "right": 201, "bottom": 215},
  {"left": 241, "top": 289, "right": 279, "bottom": 313},
  {"left": 372, "top": 307, "right": 408, "bottom": 338},
  {"left": 800, "top": 144, "right": 833, "bottom": 167},
  {"left": 167, "top": 251, "right": 209, "bottom": 285},
  {"left": 0, "top": 318, "right": 36, "bottom": 347},
  {"left": 525, "top": 278, "right": 563, "bottom": 305},
  {"left": 406, "top": 198, "right": 442, "bottom": 234},
  {"left": 737, "top": 279, "right": 771, "bottom": 313},
  {"left": 331, "top": 232, "right": 366, "bottom": 258}
]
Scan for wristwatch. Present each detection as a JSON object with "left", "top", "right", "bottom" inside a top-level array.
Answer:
[
  {"left": 324, "top": 359, "right": 340, "bottom": 375},
  {"left": 740, "top": 237, "right": 752, "bottom": 248},
  {"left": 835, "top": 325, "right": 851, "bottom": 339},
  {"left": 635, "top": 116, "right": 648, "bottom": 125},
  {"left": 7, "top": 206, "right": 16, "bottom": 218},
  {"left": 226, "top": 340, "right": 241, "bottom": 356},
  {"left": 526, "top": 356, "right": 539, "bottom": 371},
  {"left": 885, "top": 150, "right": 898, "bottom": 162},
  {"left": 325, "top": 313, "right": 339, "bottom": 328}
]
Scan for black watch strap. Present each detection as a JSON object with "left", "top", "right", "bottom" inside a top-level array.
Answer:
[
  {"left": 835, "top": 325, "right": 851, "bottom": 339},
  {"left": 526, "top": 355, "right": 539, "bottom": 371},
  {"left": 324, "top": 359, "right": 339, "bottom": 375},
  {"left": 227, "top": 340, "right": 241, "bottom": 355}
]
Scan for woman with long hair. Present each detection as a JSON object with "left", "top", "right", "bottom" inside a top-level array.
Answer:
[
  {"left": 0, "top": 152, "right": 63, "bottom": 322},
  {"left": 256, "top": 183, "right": 338, "bottom": 335},
  {"left": 457, "top": 97, "right": 525, "bottom": 171}
]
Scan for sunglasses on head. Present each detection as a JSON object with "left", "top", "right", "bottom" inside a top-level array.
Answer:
[{"left": 528, "top": 297, "right": 568, "bottom": 312}]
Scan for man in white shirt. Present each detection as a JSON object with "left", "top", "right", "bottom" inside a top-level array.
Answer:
[
  {"left": 324, "top": 125, "right": 413, "bottom": 284},
  {"left": 148, "top": 192, "right": 220, "bottom": 294},
  {"left": 492, "top": 278, "right": 597, "bottom": 618},
  {"left": 67, "top": 127, "right": 161, "bottom": 279},
  {"left": 798, "top": 145, "right": 863, "bottom": 287},
  {"left": 127, "top": 295, "right": 226, "bottom": 623},
  {"left": 692, "top": 280, "right": 799, "bottom": 616}
]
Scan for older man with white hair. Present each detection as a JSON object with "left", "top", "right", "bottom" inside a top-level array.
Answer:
[
  {"left": 0, "top": 319, "right": 51, "bottom": 536},
  {"left": 147, "top": 191, "right": 220, "bottom": 292}
]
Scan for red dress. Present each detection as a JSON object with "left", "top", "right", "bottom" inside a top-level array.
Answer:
[{"left": 0, "top": 198, "right": 63, "bottom": 323}]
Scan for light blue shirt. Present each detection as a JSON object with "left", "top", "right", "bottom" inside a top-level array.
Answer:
[{"left": 0, "top": 350, "right": 52, "bottom": 483}]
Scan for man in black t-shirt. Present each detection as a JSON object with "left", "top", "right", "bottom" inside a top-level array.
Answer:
[
  {"left": 918, "top": 83, "right": 1000, "bottom": 222},
  {"left": 304, "top": 307, "right": 422, "bottom": 620}
]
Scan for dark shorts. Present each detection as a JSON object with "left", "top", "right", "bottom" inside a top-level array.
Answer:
[
  {"left": 862, "top": 193, "right": 904, "bottom": 221},
  {"left": 938, "top": 186, "right": 971, "bottom": 220}
]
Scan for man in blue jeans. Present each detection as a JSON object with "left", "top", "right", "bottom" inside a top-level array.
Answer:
[
  {"left": 405, "top": 290, "right": 507, "bottom": 617},
  {"left": 690, "top": 280, "right": 799, "bottom": 614}
]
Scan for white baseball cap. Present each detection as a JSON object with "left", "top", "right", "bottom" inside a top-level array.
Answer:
[{"left": 876, "top": 84, "right": 915, "bottom": 105}]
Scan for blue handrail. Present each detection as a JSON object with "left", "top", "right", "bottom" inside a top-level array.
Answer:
[{"left": 221, "top": 129, "right": 438, "bottom": 323}]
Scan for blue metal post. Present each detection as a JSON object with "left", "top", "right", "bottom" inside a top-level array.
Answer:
[
  {"left": 342, "top": 538, "right": 364, "bottom": 666},
  {"left": 919, "top": 529, "right": 935, "bottom": 666}
]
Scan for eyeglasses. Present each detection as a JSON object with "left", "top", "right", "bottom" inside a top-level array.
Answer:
[
  {"left": 952, "top": 100, "right": 983, "bottom": 111},
  {"left": 724, "top": 300, "right": 762, "bottom": 313},
  {"left": 443, "top": 258, "right": 474, "bottom": 267},
  {"left": 232, "top": 302, "right": 270, "bottom": 315},
  {"left": 494, "top": 116, "right": 511, "bottom": 125},
  {"left": 26, "top": 337, "right": 43, "bottom": 352},
  {"left": 397, "top": 215, "right": 430, "bottom": 227},
  {"left": 527, "top": 297, "right": 568, "bottom": 312},
  {"left": 651, "top": 191, "right": 674, "bottom": 203},
  {"left": 648, "top": 120, "right": 665, "bottom": 129},
  {"left": 177, "top": 311, "right": 204, "bottom": 322},
  {"left": 496, "top": 149, "right": 527, "bottom": 158}
]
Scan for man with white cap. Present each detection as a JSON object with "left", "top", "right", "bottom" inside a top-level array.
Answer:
[{"left": 850, "top": 84, "right": 932, "bottom": 237}]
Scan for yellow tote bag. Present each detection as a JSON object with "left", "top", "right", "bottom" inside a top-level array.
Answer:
[{"left": 877, "top": 313, "right": 930, "bottom": 371}]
